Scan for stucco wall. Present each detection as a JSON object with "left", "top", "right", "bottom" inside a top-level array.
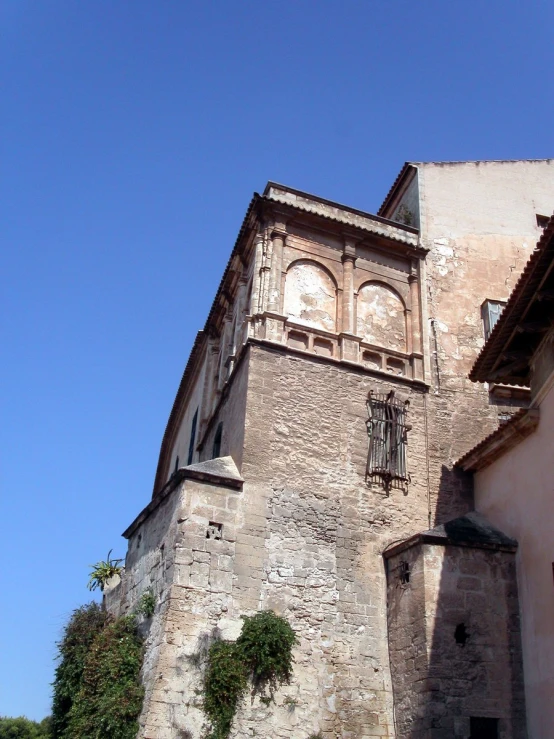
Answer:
[{"left": 474, "top": 381, "right": 554, "bottom": 739}]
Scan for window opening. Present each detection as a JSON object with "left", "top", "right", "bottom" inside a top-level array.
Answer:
[
  {"left": 469, "top": 717, "right": 498, "bottom": 739},
  {"left": 206, "top": 522, "right": 223, "bottom": 540},
  {"left": 212, "top": 422, "right": 223, "bottom": 459},
  {"left": 399, "top": 561, "right": 410, "bottom": 584},
  {"left": 455, "top": 623, "right": 470, "bottom": 646},
  {"left": 366, "top": 390, "right": 410, "bottom": 493},
  {"left": 481, "top": 300, "right": 506, "bottom": 341},
  {"left": 187, "top": 408, "right": 198, "bottom": 466}
]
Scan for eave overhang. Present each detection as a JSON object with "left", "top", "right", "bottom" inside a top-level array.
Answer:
[
  {"left": 377, "top": 163, "right": 418, "bottom": 218},
  {"left": 470, "top": 215, "right": 554, "bottom": 386},
  {"left": 455, "top": 407, "right": 540, "bottom": 472}
]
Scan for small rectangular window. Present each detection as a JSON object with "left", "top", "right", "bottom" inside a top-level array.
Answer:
[
  {"left": 366, "top": 390, "right": 410, "bottom": 492},
  {"left": 481, "top": 300, "right": 506, "bottom": 341},
  {"left": 470, "top": 717, "right": 498, "bottom": 738}
]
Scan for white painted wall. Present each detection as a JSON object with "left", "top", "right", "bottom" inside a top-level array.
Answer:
[{"left": 474, "top": 379, "right": 554, "bottom": 739}]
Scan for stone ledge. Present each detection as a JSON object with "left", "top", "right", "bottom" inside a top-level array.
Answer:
[{"left": 122, "top": 457, "right": 243, "bottom": 539}]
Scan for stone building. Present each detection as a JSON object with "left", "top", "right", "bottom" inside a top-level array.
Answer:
[
  {"left": 457, "top": 215, "right": 554, "bottom": 738},
  {"left": 106, "top": 160, "right": 554, "bottom": 738}
]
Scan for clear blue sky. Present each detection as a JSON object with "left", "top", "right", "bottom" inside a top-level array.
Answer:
[{"left": 1, "top": 0, "right": 553, "bottom": 720}]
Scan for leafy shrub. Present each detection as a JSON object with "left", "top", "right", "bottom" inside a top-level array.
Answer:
[
  {"left": 0, "top": 716, "right": 51, "bottom": 739},
  {"left": 87, "top": 550, "right": 123, "bottom": 592},
  {"left": 203, "top": 611, "right": 297, "bottom": 738},
  {"left": 51, "top": 603, "right": 108, "bottom": 737},
  {"left": 236, "top": 610, "right": 297, "bottom": 697},
  {"left": 134, "top": 589, "right": 156, "bottom": 619},
  {"left": 203, "top": 641, "right": 247, "bottom": 739},
  {"left": 51, "top": 605, "right": 145, "bottom": 739},
  {"left": 66, "top": 615, "right": 144, "bottom": 739}
]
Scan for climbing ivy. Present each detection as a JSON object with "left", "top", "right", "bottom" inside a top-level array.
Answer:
[
  {"left": 51, "top": 603, "right": 108, "bottom": 738},
  {"left": 51, "top": 605, "right": 144, "bottom": 739},
  {"left": 203, "top": 611, "right": 297, "bottom": 739},
  {"left": 203, "top": 641, "right": 248, "bottom": 739},
  {"left": 67, "top": 615, "right": 144, "bottom": 739}
]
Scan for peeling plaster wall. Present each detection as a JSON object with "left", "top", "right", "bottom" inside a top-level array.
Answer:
[
  {"left": 284, "top": 260, "right": 337, "bottom": 332},
  {"left": 356, "top": 283, "right": 406, "bottom": 352},
  {"left": 414, "top": 160, "right": 554, "bottom": 523}
]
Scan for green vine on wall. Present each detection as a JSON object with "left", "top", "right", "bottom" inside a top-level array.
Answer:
[
  {"left": 51, "top": 604, "right": 145, "bottom": 739},
  {"left": 203, "top": 611, "right": 297, "bottom": 739}
]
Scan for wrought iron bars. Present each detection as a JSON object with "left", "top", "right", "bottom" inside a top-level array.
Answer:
[{"left": 366, "top": 390, "right": 410, "bottom": 492}]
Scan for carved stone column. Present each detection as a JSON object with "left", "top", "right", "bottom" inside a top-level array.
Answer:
[
  {"left": 339, "top": 237, "right": 359, "bottom": 362},
  {"left": 265, "top": 217, "right": 287, "bottom": 343},
  {"left": 342, "top": 253, "right": 356, "bottom": 334},
  {"left": 267, "top": 220, "right": 287, "bottom": 313},
  {"left": 409, "top": 260, "right": 423, "bottom": 380}
]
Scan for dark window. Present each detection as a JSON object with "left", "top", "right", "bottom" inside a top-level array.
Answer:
[
  {"left": 470, "top": 717, "right": 498, "bottom": 739},
  {"left": 187, "top": 408, "right": 198, "bottom": 466},
  {"left": 399, "top": 561, "right": 410, "bottom": 584},
  {"left": 481, "top": 300, "right": 506, "bottom": 341},
  {"left": 366, "top": 390, "right": 410, "bottom": 492},
  {"left": 206, "top": 522, "right": 223, "bottom": 540},
  {"left": 212, "top": 422, "right": 223, "bottom": 459}
]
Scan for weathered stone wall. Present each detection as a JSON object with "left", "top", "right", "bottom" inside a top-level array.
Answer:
[
  {"left": 226, "top": 343, "right": 431, "bottom": 737},
  {"left": 386, "top": 542, "right": 526, "bottom": 739},
  {"left": 106, "top": 468, "right": 244, "bottom": 739}
]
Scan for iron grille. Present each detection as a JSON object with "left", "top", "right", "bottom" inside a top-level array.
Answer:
[{"left": 366, "top": 390, "right": 410, "bottom": 491}]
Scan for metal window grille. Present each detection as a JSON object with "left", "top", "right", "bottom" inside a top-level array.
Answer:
[{"left": 366, "top": 391, "right": 410, "bottom": 491}]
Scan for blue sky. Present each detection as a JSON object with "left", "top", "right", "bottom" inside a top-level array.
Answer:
[{"left": 1, "top": 0, "right": 553, "bottom": 720}]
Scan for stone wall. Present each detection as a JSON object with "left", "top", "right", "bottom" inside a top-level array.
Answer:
[
  {"left": 106, "top": 462, "right": 245, "bottom": 739},
  {"left": 228, "top": 343, "right": 432, "bottom": 737},
  {"left": 386, "top": 540, "right": 526, "bottom": 739}
]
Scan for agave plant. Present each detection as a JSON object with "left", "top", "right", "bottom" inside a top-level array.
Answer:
[{"left": 87, "top": 550, "right": 124, "bottom": 591}]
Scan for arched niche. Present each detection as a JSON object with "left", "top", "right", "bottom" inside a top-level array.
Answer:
[
  {"left": 356, "top": 282, "right": 406, "bottom": 352},
  {"left": 283, "top": 260, "right": 337, "bottom": 332}
]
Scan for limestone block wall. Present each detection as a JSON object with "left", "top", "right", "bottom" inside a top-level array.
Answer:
[
  {"left": 107, "top": 465, "right": 246, "bottom": 739},
  {"left": 228, "top": 343, "right": 433, "bottom": 738},
  {"left": 386, "top": 542, "right": 526, "bottom": 739}
]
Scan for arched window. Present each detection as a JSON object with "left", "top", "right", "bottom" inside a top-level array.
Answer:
[
  {"left": 284, "top": 261, "right": 337, "bottom": 332},
  {"left": 212, "top": 422, "right": 223, "bottom": 459},
  {"left": 357, "top": 283, "right": 406, "bottom": 352}
]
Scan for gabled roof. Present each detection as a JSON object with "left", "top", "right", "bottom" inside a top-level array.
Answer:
[
  {"left": 377, "top": 162, "right": 416, "bottom": 217},
  {"left": 470, "top": 215, "right": 554, "bottom": 385}
]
